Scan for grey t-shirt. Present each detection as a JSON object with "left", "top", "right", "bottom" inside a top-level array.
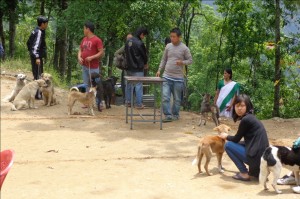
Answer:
[{"left": 158, "top": 42, "right": 193, "bottom": 79}]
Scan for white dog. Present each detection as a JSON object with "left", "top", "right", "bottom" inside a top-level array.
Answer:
[
  {"left": 259, "top": 146, "right": 300, "bottom": 194},
  {"left": 3, "top": 73, "right": 27, "bottom": 102},
  {"left": 11, "top": 79, "right": 48, "bottom": 111}
]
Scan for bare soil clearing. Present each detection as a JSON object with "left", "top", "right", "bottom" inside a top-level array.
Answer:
[{"left": 1, "top": 73, "right": 299, "bottom": 199}]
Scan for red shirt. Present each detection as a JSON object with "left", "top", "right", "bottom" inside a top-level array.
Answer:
[{"left": 80, "top": 36, "right": 103, "bottom": 69}]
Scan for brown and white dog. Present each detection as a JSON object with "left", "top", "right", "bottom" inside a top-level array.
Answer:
[
  {"left": 68, "top": 87, "right": 95, "bottom": 116},
  {"left": 259, "top": 145, "right": 300, "bottom": 194},
  {"left": 198, "top": 93, "right": 220, "bottom": 127},
  {"left": 40, "top": 73, "right": 58, "bottom": 106},
  {"left": 192, "top": 124, "right": 231, "bottom": 176}
]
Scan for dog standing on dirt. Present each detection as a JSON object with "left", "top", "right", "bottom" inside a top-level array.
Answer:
[
  {"left": 192, "top": 124, "right": 231, "bottom": 176},
  {"left": 91, "top": 72, "right": 104, "bottom": 112},
  {"left": 40, "top": 73, "right": 57, "bottom": 106},
  {"left": 198, "top": 93, "right": 220, "bottom": 126},
  {"left": 259, "top": 145, "right": 300, "bottom": 194},
  {"left": 11, "top": 79, "right": 48, "bottom": 111},
  {"left": 68, "top": 87, "right": 95, "bottom": 116},
  {"left": 3, "top": 73, "right": 27, "bottom": 102},
  {"left": 102, "top": 76, "right": 118, "bottom": 109}
]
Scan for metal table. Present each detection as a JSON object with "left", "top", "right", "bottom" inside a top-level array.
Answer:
[{"left": 124, "top": 76, "right": 165, "bottom": 130}]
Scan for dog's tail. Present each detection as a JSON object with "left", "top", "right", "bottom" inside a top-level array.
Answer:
[
  {"left": 192, "top": 145, "right": 202, "bottom": 166},
  {"left": 70, "top": 87, "right": 79, "bottom": 92},
  {"left": 10, "top": 103, "right": 17, "bottom": 111}
]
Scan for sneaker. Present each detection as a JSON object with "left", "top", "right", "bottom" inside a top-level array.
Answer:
[
  {"left": 277, "top": 175, "right": 296, "bottom": 185},
  {"left": 292, "top": 186, "right": 300, "bottom": 194},
  {"left": 172, "top": 116, "right": 179, "bottom": 121},
  {"left": 163, "top": 117, "right": 173, "bottom": 123},
  {"left": 135, "top": 104, "right": 145, "bottom": 109}
]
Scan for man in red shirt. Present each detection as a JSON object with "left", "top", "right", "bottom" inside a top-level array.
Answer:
[{"left": 78, "top": 21, "right": 104, "bottom": 91}]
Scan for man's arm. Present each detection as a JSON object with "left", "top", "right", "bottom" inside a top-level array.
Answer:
[
  {"left": 85, "top": 48, "right": 104, "bottom": 62},
  {"left": 182, "top": 47, "right": 192, "bottom": 65},
  {"left": 78, "top": 47, "right": 83, "bottom": 65},
  {"left": 32, "top": 30, "right": 42, "bottom": 65},
  {"left": 156, "top": 47, "right": 168, "bottom": 77}
]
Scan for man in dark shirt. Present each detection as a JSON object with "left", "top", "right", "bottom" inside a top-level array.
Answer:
[
  {"left": 27, "top": 16, "right": 48, "bottom": 99},
  {"left": 125, "top": 27, "right": 148, "bottom": 109}
]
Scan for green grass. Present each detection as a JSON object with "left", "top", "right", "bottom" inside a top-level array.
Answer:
[{"left": 0, "top": 59, "right": 69, "bottom": 89}]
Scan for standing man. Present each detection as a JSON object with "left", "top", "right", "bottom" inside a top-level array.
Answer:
[
  {"left": 125, "top": 27, "right": 148, "bottom": 109},
  {"left": 78, "top": 21, "right": 104, "bottom": 92},
  {"left": 27, "top": 16, "right": 48, "bottom": 99},
  {"left": 156, "top": 28, "right": 192, "bottom": 122},
  {"left": 114, "top": 33, "right": 133, "bottom": 103}
]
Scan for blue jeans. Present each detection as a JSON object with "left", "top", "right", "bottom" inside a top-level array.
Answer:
[
  {"left": 125, "top": 71, "right": 144, "bottom": 106},
  {"left": 82, "top": 66, "right": 100, "bottom": 90},
  {"left": 162, "top": 78, "right": 184, "bottom": 119},
  {"left": 225, "top": 141, "right": 249, "bottom": 173}
]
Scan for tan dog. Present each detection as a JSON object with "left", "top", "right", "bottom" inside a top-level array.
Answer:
[
  {"left": 40, "top": 73, "right": 57, "bottom": 106},
  {"left": 198, "top": 93, "right": 220, "bottom": 126},
  {"left": 68, "top": 87, "right": 95, "bottom": 116},
  {"left": 192, "top": 124, "right": 231, "bottom": 176},
  {"left": 11, "top": 79, "right": 48, "bottom": 111},
  {"left": 3, "top": 73, "right": 27, "bottom": 102}
]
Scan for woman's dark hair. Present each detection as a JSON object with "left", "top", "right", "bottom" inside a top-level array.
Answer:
[
  {"left": 224, "top": 68, "right": 233, "bottom": 79},
  {"left": 84, "top": 21, "right": 95, "bottom": 33},
  {"left": 135, "top": 27, "right": 148, "bottom": 38},
  {"left": 170, "top": 27, "right": 182, "bottom": 37},
  {"left": 37, "top": 16, "right": 48, "bottom": 26},
  {"left": 232, "top": 94, "right": 254, "bottom": 122},
  {"left": 164, "top": 37, "right": 171, "bottom": 46}
]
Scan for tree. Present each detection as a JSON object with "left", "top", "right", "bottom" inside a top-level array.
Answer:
[{"left": 7, "top": 0, "right": 18, "bottom": 58}]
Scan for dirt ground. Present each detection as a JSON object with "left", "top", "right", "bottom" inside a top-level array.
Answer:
[{"left": 1, "top": 72, "right": 300, "bottom": 199}]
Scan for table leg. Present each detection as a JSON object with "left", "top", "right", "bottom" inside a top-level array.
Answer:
[
  {"left": 154, "top": 84, "right": 156, "bottom": 123},
  {"left": 130, "top": 83, "right": 134, "bottom": 130},
  {"left": 126, "top": 97, "right": 128, "bottom": 124},
  {"left": 160, "top": 82, "right": 163, "bottom": 130}
]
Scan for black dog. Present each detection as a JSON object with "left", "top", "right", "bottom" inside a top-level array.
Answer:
[
  {"left": 90, "top": 73, "right": 118, "bottom": 110},
  {"left": 90, "top": 73, "right": 104, "bottom": 112},
  {"left": 102, "top": 76, "right": 118, "bottom": 109}
]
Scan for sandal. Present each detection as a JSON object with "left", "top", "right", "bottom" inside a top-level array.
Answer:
[{"left": 232, "top": 173, "right": 250, "bottom": 181}]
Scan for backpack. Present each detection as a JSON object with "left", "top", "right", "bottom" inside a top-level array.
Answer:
[{"left": 113, "top": 50, "right": 127, "bottom": 70}]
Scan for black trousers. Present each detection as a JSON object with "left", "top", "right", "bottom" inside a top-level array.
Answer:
[
  {"left": 30, "top": 56, "right": 43, "bottom": 99},
  {"left": 30, "top": 56, "right": 44, "bottom": 80}
]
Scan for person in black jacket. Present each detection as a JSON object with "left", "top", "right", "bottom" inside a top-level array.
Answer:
[
  {"left": 27, "top": 16, "right": 48, "bottom": 99},
  {"left": 219, "top": 94, "right": 269, "bottom": 181},
  {"left": 125, "top": 27, "right": 148, "bottom": 109}
]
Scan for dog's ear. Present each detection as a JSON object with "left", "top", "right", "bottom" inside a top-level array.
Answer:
[
  {"left": 213, "top": 127, "right": 219, "bottom": 131},
  {"left": 41, "top": 73, "right": 44, "bottom": 77}
]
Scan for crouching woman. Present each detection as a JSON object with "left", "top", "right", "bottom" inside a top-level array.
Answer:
[{"left": 219, "top": 94, "right": 269, "bottom": 181}]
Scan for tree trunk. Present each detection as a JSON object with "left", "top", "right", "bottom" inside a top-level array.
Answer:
[
  {"left": 40, "top": 0, "right": 45, "bottom": 15},
  {"left": 8, "top": 0, "right": 18, "bottom": 58},
  {"left": 58, "top": 28, "right": 67, "bottom": 78},
  {"left": 53, "top": 36, "right": 60, "bottom": 70},
  {"left": 0, "top": 11, "right": 5, "bottom": 60},
  {"left": 273, "top": 0, "right": 281, "bottom": 117},
  {"left": 67, "top": 35, "right": 74, "bottom": 83}
]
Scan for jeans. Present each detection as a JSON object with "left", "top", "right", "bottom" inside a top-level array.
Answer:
[
  {"left": 225, "top": 141, "right": 248, "bottom": 173},
  {"left": 82, "top": 66, "right": 100, "bottom": 104},
  {"left": 162, "top": 78, "right": 184, "bottom": 119},
  {"left": 82, "top": 66, "right": 100, "bottom": 90},
  {"left": 125, "top": 71, "right": 144, "bottom": 106}
]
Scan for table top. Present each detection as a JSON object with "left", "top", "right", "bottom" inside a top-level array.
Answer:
[{"left": 124, "top": 76, "right": 165, "bottom": 83}]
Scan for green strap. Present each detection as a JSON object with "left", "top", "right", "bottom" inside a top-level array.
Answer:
[{"left": 219, "top": 83, "right": 239, "bottom": 112}]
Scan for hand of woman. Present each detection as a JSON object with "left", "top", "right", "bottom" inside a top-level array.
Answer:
[
  {"left": 226, "top": 105, "right": 232, "bottom": 111},
  {"left": 219, "top": 132, "right": 228, "bottom": 140}
]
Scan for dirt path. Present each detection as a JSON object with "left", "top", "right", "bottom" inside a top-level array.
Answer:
[{"left": 1, "top": 74, "right": 300, "bottom": 199}]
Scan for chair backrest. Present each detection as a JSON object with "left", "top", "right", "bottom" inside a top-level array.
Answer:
[{"left": 0, "top": 149, "right": 15, "bottom": 190}]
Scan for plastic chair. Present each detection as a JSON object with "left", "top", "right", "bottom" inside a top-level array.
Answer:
[{"left": 0, "top": 149, "right": 15, "bottom": 190}]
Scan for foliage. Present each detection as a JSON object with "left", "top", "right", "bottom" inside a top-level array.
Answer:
[{"left": 0, "top": 0, "right": 299, "bottom": 119}]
